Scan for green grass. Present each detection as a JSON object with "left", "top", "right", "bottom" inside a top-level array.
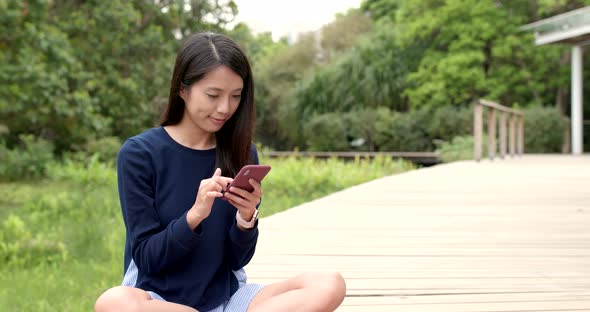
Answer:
[
  {"left": 0, "top": 156, "right": 414, "bottom": 311},
  {"left": 260, "top": 155, "right": 415, "bottom": 217}
]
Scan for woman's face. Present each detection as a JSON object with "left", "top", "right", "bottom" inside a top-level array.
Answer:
[{"left": 180, "top": 65, "right": 244, "bottom": 135}]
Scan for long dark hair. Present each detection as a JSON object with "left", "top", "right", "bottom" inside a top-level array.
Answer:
[{"left": 160, "top": 32, "right": 255, "bottom": 177}]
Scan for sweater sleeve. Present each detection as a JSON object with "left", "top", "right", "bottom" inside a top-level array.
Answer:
[
  {"left": 118, "top": 139, "right": 204, "bottom": 274},
  {"left": 225, "top": 145, "right": 261, "bottom": 270}
]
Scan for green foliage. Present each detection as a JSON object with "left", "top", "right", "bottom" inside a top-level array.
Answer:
[
  {"left": 0, "top": 0, "right": 236, "bottom": 152},
  {"left": 259, "top": 155, "right": 415, "bottom": 217},
  {"left": 253, "top": 9, "right": 375, "bottom": 149},
  {"left": 294, "top": 20, "right": 422, "bottom": 119},
  {"left": 524, "top": 106, "right": 565, "bottom": 153},
  {"left": 346, "top": 107, "right": 396, "bottom": 152},
  {"left": 0, "top": 164, "right": 123, "bottom": 311},
  {"left": 361, "top": 0, "right": 400, "bottom": 21},
  {"left": 304, "top": 113, "right": 350, "bottom": 151},
  {"left": 80, "top": 136, "right": 122, "bottom": 164},
  {"left": 228, "top": 23, "right": 280, "bottom": 64},
  {"left": 320, "top": 9, "right": 373, "bottom": 62},
  {"left": 0, "top": 134, "right": 55, "bottom": 181},
  {"left": 436, "top": 135, "right": 478, "bottom": 163},
  {"left": 302, "top": 105, "right": 474, "bottom": 152},
  {"left": 428, "top": 105, "right": 473, "bottom": 141},
  {"left": 375, "top": 109, "right": 434, "bottom": 151},
  {"left": 253, "top": 33, "right": 317, "bottom": 148},
  {"left": 393, "top": 0, "right": 580, "bottom": 109},
  {"left": 0, "top": 215, "right": 67, "bottom": 268},
  {"left": 436, "top": 106, "right": 565, "bottom": 162},
  {"left": 47, "top": 154, "right": 117, "bottom": 186}
]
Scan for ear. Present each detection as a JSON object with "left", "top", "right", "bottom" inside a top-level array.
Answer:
[
  {"left": 179, "top": 83, "right": 192, "bottom": 101},
  {"left": 179, "top": 86, "right": 186, "bottom": 101}
]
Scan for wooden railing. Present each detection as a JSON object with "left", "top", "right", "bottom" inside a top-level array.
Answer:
[
  {"left": 474, "top": 99, "right": 524, "bottom": 161},
  {"left": 261, "top": 151, "right": 440, "bottom": 166}
]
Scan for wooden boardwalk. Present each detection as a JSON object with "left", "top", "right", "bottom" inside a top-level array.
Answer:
[{"left": 245, "top": 155, "right": 590, "bottom": 311}]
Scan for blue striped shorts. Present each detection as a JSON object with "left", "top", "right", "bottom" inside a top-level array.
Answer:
[
  {"left": 147, "top": 280, "right": 264, "bottom": 312},
  {"left": 122, "top": 260, "right": 264, "bottom": 312}
]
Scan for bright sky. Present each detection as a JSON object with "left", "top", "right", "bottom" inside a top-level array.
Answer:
[{"left": 232, "top": 0, "right": 363, "bottom": 41}]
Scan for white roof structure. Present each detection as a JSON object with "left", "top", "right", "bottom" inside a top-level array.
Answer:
[
  {"left": 521, "top": 6, "right": 590, "bottom": 46},
  {"left": 521, "top": 6, "right": 590, "bottom": 155}
]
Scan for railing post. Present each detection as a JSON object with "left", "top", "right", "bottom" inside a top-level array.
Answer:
[
  {"left": 499, "top": 111, "right": 507, "bottom": 159},
  {"left": 509, "top": 113, "right": 516, "bottom": 157},
  {"left": 488, "top": 108, "right": 496, "bottom": 160},
  {"left": 517, "top": 115, "right": 524, "bottom": 156},
  {"left": 474, "top": 102, "right": 483, "bottom": 161},
  {"left": 475, "top": 99, "right": 523, "bottom": 162}
]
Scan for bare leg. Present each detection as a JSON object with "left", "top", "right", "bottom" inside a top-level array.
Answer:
[
  {"left": 94, "top": 286, "right": 198, "bottom": 312},
  {"left": 247, "top": 272, "right": 346, "bottom": 312}
]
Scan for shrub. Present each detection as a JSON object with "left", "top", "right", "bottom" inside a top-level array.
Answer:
[
  {"left": 0, "top": 215, "right": 67, "bottom": 268},
  {"left": 524, "top": 106, "right": 565, "bottom": 153},
  {"left": 304, "top": 113, "right": 350, "bottom": 151},
  {"left": 376, "top": 109, "right": 433, "bottom": 151},
  {"left": 0, "top": 134, "right": 55, "bottom": 181},
  {"left": 346, "top": 107, "right": 394, "bottom": 151},
  {"left": 437, "top": 135, "right": 471, "bottom": 162},
  {"left": 47, "top": 154, "right": 117, "bottom": 186},
  {"left": 82, "top": 136, "right": 122, "bottom": 163},
  {"left": 428, "top": 105, "right": 473, "bottom": 141}
]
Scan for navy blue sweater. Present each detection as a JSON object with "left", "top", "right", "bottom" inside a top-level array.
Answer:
[{"left": 117, "top": 127, "right": 259, "bottom": 310}]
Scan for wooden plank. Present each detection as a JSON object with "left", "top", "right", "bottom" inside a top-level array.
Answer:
[{"left": 478, "top": 99, "right": 523, "bottom": 116}]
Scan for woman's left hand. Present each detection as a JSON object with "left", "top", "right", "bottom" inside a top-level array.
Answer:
[{"left": 223, "top": 178, "right": 262, "bottom": 222}]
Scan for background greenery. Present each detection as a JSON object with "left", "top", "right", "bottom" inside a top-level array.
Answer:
[{"left": 2, "top": 0, "right": 589, "bottom": 154}]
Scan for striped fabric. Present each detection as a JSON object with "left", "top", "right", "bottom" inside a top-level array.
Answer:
[{"left": 121, "top": 260, "right": 265, "bottom": 311}]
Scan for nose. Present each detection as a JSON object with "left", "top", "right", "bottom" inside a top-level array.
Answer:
[{"left": 217, "top": 96, "right": 231, "bottom": 114}]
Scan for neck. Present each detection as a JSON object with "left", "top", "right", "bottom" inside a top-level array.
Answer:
[{"left": 165, "top": 117, "right": 215, "bottom": 150}]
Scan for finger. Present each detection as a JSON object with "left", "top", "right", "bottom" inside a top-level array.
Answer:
[
  {"left": 248, "top": 179, "right": 263, "bottom": 196},
  {"left": 227, "top": 186, "right": 257, "bottom": 202},
  {"left": 211, "top": 176, "right": 234, "bottom": 190},
  {"left": 227, "top": 199, "right": 253, "bottom": 213},
  {"left": 207, "top": 191, "right": 223, "bottom": 198},
  {"left": 224, "top": 191, "right": 253, "bottom": 207},
  {"left": 235, "top": 192, "right": 260, "bottom": 207},
  {"left": 208, "top": 181, "right": 223, "bottom": 193},
  {"left": 212, "top": 168, "right": 221, "bottom": 178}
]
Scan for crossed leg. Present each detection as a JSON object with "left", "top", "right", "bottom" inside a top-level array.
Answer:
[
  {"left": 248, "top": 272, "right": 346, "bottom": 312},
  {"left": 95, "top": 271, "right": 346, "bottom": 312},
  {"left": 94, "top": 286, "right": 197, "bottom": 312}
]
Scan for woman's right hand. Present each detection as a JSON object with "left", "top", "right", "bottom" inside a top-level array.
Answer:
[{"left": 186, "top": 168, "right": 233, "bottom": 230}]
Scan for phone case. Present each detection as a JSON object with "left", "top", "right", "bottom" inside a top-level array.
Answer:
[{"left": 223, "top": 165, "right": 271, "bottom": 200}]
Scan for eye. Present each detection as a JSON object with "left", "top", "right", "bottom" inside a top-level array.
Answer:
[
  {"left": 232, "top": 94, "right": 242, "bottom": 99},
  {"left": 207, "top": 94, "right": 219, "bottom": 99}
]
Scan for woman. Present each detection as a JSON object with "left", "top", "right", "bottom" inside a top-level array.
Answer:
[{"left": 94, "top": 32, "right": 346, "bottom": 312}]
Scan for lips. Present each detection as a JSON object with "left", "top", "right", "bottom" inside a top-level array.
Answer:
[{"left": 209, "top": 116, "right": 226, "bottom": 125}]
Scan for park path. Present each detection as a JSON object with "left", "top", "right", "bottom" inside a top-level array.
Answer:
[{"left": 245, "top": 155, "right": 590, "bottom": 311}]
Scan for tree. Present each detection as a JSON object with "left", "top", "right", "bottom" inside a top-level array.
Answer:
[
  {"left": 293, "top": 19, "right": 425, "bottom": 118},
  {"left": 0, "top": 0, "right": 237, "bottom": 152},
  {"left": 253, "top": 32, "right": 318, "bottom": 148},
  {"left": 319, "top": 9, "right": 373, "bottom": 63},
  {"left": 394, "top": 0, "right": 589, "bottom": 109}
]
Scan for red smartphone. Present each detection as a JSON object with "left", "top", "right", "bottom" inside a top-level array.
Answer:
[{"left": 223, "top": 165, "right": 271, "bottom": 199}]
